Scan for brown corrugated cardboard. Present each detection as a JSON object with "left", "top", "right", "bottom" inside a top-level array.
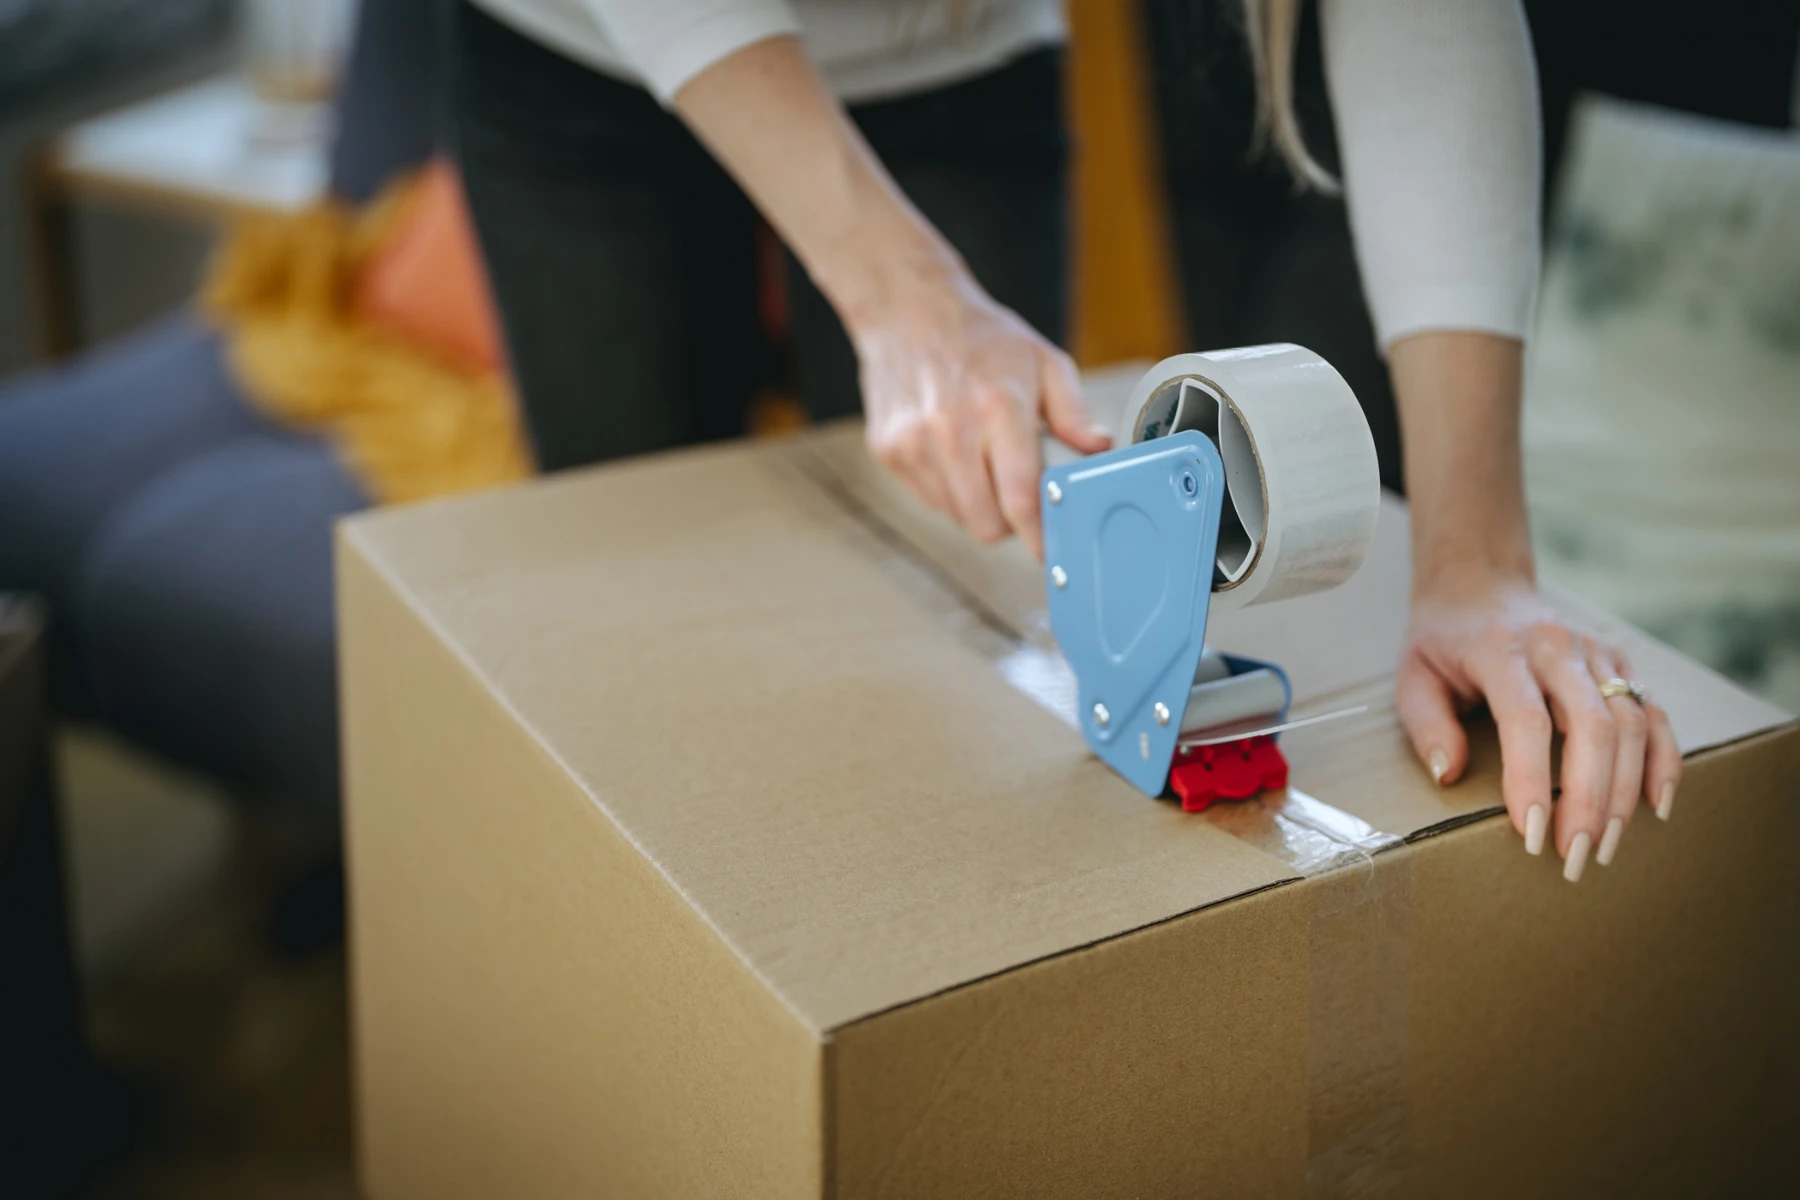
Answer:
[{"left": 342, "top": 424, "right": 1798, "bottom": 1198}]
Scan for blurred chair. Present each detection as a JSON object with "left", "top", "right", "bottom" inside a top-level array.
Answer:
[{"left": 0, "top": 0, "right": 442, "bottom": 843}]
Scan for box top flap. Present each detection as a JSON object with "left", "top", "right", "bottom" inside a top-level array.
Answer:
[
  {"left": 341, "top": 440, "right": 1293, "bottom": 1034},
  {"left": 802, "top": 421, "right": 1419, "bottom": 710},
  {"left": 797, "top": 421, "right": 1794, "bottom": 842}
]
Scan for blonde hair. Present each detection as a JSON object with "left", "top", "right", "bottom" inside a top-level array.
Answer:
[{"left": 1239, "top": 0, "right": 1340, "bottom": 193}]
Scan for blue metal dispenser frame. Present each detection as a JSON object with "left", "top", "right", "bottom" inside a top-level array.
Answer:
[{"left": 1040, "top": 430, "right": 1232, "bottom": 797}]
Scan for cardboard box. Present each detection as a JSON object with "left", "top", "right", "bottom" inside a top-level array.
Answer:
[{"left": 341, "top": 420, "right": 1798, "bottom": 1198}]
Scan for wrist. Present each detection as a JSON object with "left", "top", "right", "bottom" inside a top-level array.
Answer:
[
  {"left": 1408, "top": 472, "right": 1535, "bottom": 599},
  {"left": 1411, "top": 519, "right": 1535, "bottom": 601},
  {"left": 806, "top": 187, "right": 970, "bottom": 335},
  {"left": 1387, "top": 331, "right": 1535, "bottom": 601}
]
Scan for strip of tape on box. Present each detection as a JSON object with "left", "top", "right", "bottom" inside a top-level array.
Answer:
[
  {"left": 1205, "top": 787, "right": 1413, "bottom": 1193},
  {"left": 786, "top": 410, "right": 1410, "bottom": 1192}
]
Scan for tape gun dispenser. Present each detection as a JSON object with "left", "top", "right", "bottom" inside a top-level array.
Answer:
[{"left": 1039, "top": 345, "right": 1381, "bottom": 810}]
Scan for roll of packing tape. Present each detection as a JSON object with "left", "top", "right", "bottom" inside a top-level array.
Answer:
[{"left": 1120, "top": 345, "right": 1380, "bottom": 612}]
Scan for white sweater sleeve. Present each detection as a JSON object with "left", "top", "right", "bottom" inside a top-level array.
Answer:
[
  {"left": 580, "top": 1, "right": 803, "bottom": 102},
  {"left": 1321, "top": 0, "right": 1542, "bottom": 347}
]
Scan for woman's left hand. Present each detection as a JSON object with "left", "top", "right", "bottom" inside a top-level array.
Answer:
[
  {"left": 1382, "top": 331, "right": 1682, "bottom": 880},
  {"left": 1394, "top": 569, "right": 1682, "bottom": 881}
]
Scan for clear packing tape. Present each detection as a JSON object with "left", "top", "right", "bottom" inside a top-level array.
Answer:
[
  {"left": 1120, "top": 345, "right": 1381, "bottom": 613},
  {"left": 1124, "top": 348, "right": 1406, "bottom": 1193},
  {"left": 994, "top": 645, "right": 1417, "bottom": 1191},
  {"left": 790, "top": 343, "right": 1410, "bottom": 1192},
  {"left": 998, "top": 644, "right": 1415, "bottom": 1193},
  {"left": 1206, "top": 789, "right": 1413, "bottom": 1196}
]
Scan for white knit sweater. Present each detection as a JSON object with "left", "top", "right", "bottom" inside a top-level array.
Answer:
[{"left": 469, "top": 0, "right": 1541, "bottom": 347}]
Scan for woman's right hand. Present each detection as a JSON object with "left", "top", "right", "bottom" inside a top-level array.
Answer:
[
  {"left": 672, "top": 34, "right": 1109, "bottom": 553},
  {"left": 840, "top": 249, "right": 1112, "bottom": 560}
]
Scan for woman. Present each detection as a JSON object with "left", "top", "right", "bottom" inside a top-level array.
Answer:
[{"left": 450, "top": 0, "right": 1679, "bottom": 881}]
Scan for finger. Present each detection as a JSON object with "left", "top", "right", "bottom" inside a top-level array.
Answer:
[
  {"left": 1527, "top": 627, "right": 1615, "bottom": 881},
  {"left": 869, "top": 418, "right": 954, "bottom": 517},
  {"left": 903, "top": 454, "right": 956, "bottom": 519},
  {"left": 1606, "top": 644, "right": 1680, "bottom": 823},
  {"left": 1038, "top": 345, "right": 1112, "bottom": 454},
  {"left": 1395, "top": 654, "right": 1469, "bottom": 787},
  {"left": 982, "top": 393, "right": 1047, "bottom": 559},
  {"left": 1586, "top": 642, "right": 1645, "bottom": 868},
  {"left": 928, "top": 398, "right": 1009, "bottom": 543},
  {"left": 1643, "top": 697, "right": 1682, "bottom": 823},
  {"left": 1467, "top": 650, "right": 1554, "bottom": 855}
]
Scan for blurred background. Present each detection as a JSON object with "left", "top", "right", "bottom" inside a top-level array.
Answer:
[{"left": 0, "top": 0, "right": 1795, "bottom": 1195}]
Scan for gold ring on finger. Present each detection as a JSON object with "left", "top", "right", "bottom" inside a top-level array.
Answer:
[{"left": 1597, "top": 677, "right": 1647, "bottom": 705}]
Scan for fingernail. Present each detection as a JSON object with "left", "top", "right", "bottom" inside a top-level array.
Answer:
[
  {"left": 1428, "top": 747, "right": 1449, "bottom": 785},
  {"left": 1563, "top": 832, "right": 1591, "bottom": 883},
  {"left": 1524, "top": 804, "right": 1547, "bottom": 856},
  {"left": 1656, "top": 782, "right": 1675, "bottom": 822},
  {"left": 1597, "top": 817, "right": 1624, "bottom": 867}
]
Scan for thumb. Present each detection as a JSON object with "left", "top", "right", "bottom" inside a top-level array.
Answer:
[
  {"left": 1038, "top": 346, "right": 1112, "bottom": 454},
  {"left": 1395, "top": 655, "right": 1469, "bottom": 786}
]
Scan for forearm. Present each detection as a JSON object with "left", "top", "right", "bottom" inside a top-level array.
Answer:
[
  {"left": 1388, "top": 330, "right": 1535, "bottom": 597},
  {"left": 672, "top": 35, "right": 961, "bottom": 325}
]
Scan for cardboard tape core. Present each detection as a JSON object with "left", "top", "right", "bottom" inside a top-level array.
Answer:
[
  {"left": 1131, "top": 376, "right": 1268, "bottom": 589},
  {"left": 1121, "top": 346, "right": 1380, "bottom": 612}
]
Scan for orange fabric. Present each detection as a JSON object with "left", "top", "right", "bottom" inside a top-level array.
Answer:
[
  {"left": 200, "top": 167, "right": 533, "bottom": 505},
  {"left": 355, "top": 158, "right": 507, "bottom": 375}
]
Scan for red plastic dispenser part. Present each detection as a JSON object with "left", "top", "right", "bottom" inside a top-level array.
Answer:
[{"left": 1167, "top": 736, "right": 1289, "bottom": 813}]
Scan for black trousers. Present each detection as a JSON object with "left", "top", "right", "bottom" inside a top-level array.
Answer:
[{"left": 448, "top": 2, "right": 1069, "bottom": 472}]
